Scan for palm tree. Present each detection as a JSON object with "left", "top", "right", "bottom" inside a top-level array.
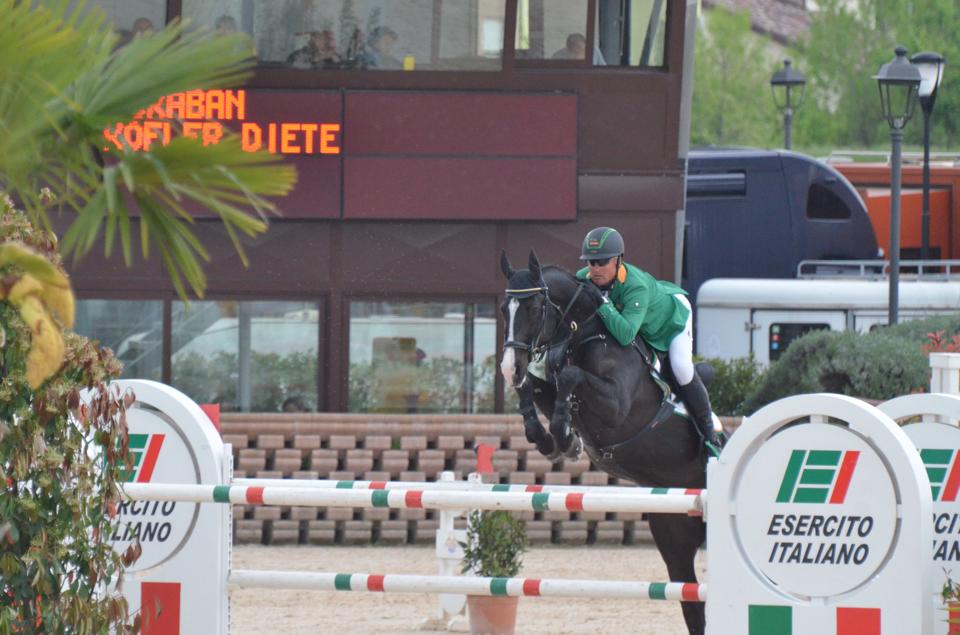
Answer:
[
  {"left": 0, "top": 4, "right": 296, "bottom": 631},
  {"left": 0, "top": 0, "right": 297, "bottom": 298}
]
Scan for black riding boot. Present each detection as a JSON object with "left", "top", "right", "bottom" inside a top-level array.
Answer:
[{"left": 676, "top": 373, "right": 722, "bottom": 451}]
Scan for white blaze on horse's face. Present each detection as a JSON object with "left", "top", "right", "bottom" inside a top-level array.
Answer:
[{"left": 500, "top": 297, "right": 519, "bottom": 387}]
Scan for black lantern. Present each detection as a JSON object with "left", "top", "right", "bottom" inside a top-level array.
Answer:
[
  {"left": 770, "top": 59, "right": 806, "bottom": 149},
  {"left": 874, "top": 46, "right": 921, "bottom": 326},
  {"left": 874, "top": 46, "right": 922, "bottom": 131},
  {"left": 910, "top": 51, "right": 946, "bottom": 260}
]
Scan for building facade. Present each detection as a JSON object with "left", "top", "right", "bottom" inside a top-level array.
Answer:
[{"left": 66, "top": 0, "right": 695, "bottom": 413}]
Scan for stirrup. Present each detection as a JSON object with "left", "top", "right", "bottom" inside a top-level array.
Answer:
[{"left": 704, "top": 438, "right": 722, "bottom": 458}]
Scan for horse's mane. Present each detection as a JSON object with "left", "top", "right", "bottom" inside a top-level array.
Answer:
[{"left": 541, "top": 264, "right": 577, "bottom": 281}]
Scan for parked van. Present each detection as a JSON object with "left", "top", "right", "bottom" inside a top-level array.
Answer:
[
  {"left": 695, "top": 277, "right": 960, "bottom": 367},
  {"left": 683, "top": 149, "right": 879, "bottom": 298}
]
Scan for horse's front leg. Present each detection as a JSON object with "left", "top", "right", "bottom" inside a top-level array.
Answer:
[
  {"left": 551, "top": 365, "right": 585, "bottom": 459},
  {"left": 515, "top": 376, "right": 558, "bottom": 460}
]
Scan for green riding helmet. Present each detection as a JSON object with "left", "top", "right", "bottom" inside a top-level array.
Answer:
[{"left": 580, "top": 227, "right": 625, "bottom": 260}]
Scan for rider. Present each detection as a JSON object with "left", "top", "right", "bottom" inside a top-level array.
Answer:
[{"left": 576, "top": 226, "right": 722, "bottom": 450}]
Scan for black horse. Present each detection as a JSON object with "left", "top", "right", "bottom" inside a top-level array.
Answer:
[{"left": 500, "top": 251, "right": 708, "bottom": 635}]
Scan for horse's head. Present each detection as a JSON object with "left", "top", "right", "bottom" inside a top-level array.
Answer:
[{"left": 499, "top": 250, "right": 549, "bottom": 388}]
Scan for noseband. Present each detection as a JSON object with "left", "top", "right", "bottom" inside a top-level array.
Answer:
[{"left": 504, "top": 282, "right": 589, "bottom": 358}]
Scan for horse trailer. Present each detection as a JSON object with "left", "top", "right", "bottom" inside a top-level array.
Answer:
[
  {"left": 695, "top": 276, "right": 960, "bottom": 366},
  {"left": 682, "top": 149, "right": 880, "bottom": 298}
]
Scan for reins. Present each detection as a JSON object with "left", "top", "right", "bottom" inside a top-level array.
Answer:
[{"left": 504, "top": 278, "right": 601, "bottom": 360}]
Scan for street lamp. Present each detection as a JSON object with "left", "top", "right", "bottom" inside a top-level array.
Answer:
[
  {"left": 874, "top": 45, "right": 922, "bottom": 326},
  {"left": 910, "top": 51, "right": 946, "bottom": 260},
  {"left": 770, "top": 58, "right": 806, "bottom": 149}
]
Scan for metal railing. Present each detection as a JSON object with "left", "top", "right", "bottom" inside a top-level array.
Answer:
[
  {"left": 797, "top": 259, "right": 960, "bottom": 280},
  {"left": 824, "top": 150, "right": 960, "bottom": 167}
]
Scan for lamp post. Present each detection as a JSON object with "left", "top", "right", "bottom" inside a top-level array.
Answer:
[
  {"left": 910, "top": 51, "right": 946, "bottom": 260},
  {"left": 770, "top": 59, "right": 806, "bottom": 149},
  {"left": 874, "top": 45, "right": 921, "bottom": 326}
]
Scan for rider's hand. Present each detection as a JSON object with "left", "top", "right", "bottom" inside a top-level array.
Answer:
[{"left": 581, "top": 282, "right": 607, "bottom": 307}]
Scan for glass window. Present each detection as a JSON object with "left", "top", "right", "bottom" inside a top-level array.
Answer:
[
  {"left": 171, "top": 300, "right": 320, "bottom": 412},
  {"left": 515, "top": 0, "right": 588, "bottom": 61},
  {"left": 74, "top": 300, "right": 163, "bottom": 381},
  {"left": 349, "top": 301, "right": 496, "bottom": 413},
  {"left": 183, "top": 0, "right": 505, "bottom": 71},
  {"left": 35, "top": 1, "right": 167, "bottom": 47},
  {"left": 516, "top": 0, "right": 667, "bottom": 67},
  {"left": 769, "top": 323, "right": 830, "bottom": 362},
  {"left": 602, "top": 0, "right": 667, "bottom": 67},
  {"left": 807, "top": 183, "right": 852, "bottom": 220}
]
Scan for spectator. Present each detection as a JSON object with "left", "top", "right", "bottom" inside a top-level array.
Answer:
[
  {"left": 113, "top": 29, "right": 133, "bottom": 51},
  {"left": 358, "top": 26, "right": 401, "bottom": 70},
  {"left": 214, "top": 14, "right": 237, "bottom": 35},
  {"left": 282, "top": 396, "right": 307, "bottom": 412},
  {"left": 343, "top": 27, "right": 366, "bottom": 67},
  {"left": 132, "top": 17, "right": 155, "bottom": 38},
  {"left": 551, "top": 32, "right": 607, "bottom": 65},
  {"left": 286, "top": 29, "right": 342, "bottom": 69},
  {"left": 552, "top": 33, "right": 586, "bottom": 60}
]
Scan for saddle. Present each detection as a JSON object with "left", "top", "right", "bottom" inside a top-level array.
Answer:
[{"left": 544, "top": 334, "right": 679, "bottom": 446}]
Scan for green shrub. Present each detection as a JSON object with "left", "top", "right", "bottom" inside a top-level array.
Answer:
[
  {"left": 1, "top": 210, "right": 133, "bottom": 632},
  {"left": 883, "top": 314, "right": 960, "bottom": 343},
  {"left": 459, "top": 510, "right": 528, "bottom": 578},
  {"left": 348, "top": 357, "right": 500, "bottom": 413},
  {"left": 700, "top": 356, "right": 765, "bottom": 416},
  {"left": 172, "top": 349, "right": 318, "bottom": 411},
  {"left": 742, "top": 324, "right": 934, "bottom": 413}
]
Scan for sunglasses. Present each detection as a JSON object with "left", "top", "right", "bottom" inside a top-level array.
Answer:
[{"left": 587, "top": 257, "right": 613, "bottom": 267}]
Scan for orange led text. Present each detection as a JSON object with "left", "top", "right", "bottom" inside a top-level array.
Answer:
[{"left": 102, "top": 89, "right": 341, "bottom": 156}]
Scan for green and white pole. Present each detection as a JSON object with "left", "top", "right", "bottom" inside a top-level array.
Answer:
[
  {"left": 230, "top": 570, "right": 707, "bottom": 602},
  {"left": 121, "top": 483, "right": 704, "bottom": 515}
]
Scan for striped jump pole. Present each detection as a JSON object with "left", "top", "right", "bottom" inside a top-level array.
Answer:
[
  {"left": 235, "top": 476, "right": 697, "bottom": 497},
  {"left": 229, "top": 570, "right": 707, "bottom": 602},
  {"left": 121, "top": 483, "right": 704, "bottom": 516}
]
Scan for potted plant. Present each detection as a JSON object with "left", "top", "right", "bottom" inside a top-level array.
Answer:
[
  {"left": 941, "top": 570, "right": 960, "bottom": 633},
  {"left": 459, "top": 509, "right": 529, "bottom": 635}
]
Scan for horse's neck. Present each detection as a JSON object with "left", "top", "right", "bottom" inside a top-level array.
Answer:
[{"left": 541, "top": 270, "right": 607, "bottom": 344}]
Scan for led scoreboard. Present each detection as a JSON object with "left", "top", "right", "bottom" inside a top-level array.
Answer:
[{"left": 103, "top": 89, "right": 341, "bottom": 155}]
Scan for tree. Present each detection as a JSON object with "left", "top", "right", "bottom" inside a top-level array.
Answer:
[
  {"left": 1, "top": 1, "right": 296, "bottom": 299},
  {"left": 793, "top": 0, "right": 893, "bottom": 149},
  {"left": 691, "top": 8, "right": 778, "bottom": 148},
  {"left": 1, "top": 205, "right": 135, "bottom": 632},
  {"left": 1, "top": 1, "right": 298, "bottom": 630},
  {"left": 693, "top": 1, "right": 960, "bottom": 152}
]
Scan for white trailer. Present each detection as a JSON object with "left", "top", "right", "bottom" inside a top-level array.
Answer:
[{"left": 695, "top": 277, "right": 960, "bottom": 366}]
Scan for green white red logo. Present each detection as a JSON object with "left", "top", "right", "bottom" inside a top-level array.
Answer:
[
  {"left": 120, "top": 433, "right": 165, "bottom": 483},
  {"left": 920, "top": 448, "right": 960, "bottom": 502},
  {"left": 776, "top": 450, "right": 860, "bottom": 504}
]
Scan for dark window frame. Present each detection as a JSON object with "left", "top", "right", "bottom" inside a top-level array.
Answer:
[{"left": 343, "top": 295, "right": 501, "bottom": 414}]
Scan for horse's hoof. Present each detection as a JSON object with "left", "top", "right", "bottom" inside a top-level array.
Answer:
[
  {"left": 545, "top": 445, "right": 564, "bottom": 463},
  {"left": 563, "top": 435, "right": 583, "bottom": 460}
]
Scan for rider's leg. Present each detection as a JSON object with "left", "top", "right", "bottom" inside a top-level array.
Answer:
[{"left": 668, "top": 295, "right": 721, "bottom": 448}]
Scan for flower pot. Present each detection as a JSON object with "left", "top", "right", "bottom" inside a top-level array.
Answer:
[
  {"left": 466, "top": 595, "right": 519, "bottom": 635},
  {"left": 949, "top": 600, "right": 960, "bottom": 634}
]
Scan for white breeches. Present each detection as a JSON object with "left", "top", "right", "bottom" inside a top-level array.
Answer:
[{"left": 667, "top": 294, "right": 695, "bottom": 386}]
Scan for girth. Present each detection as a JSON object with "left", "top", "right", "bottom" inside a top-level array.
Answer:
[{"left": 595, "top": 400, "right": 676, "bottom": 463}]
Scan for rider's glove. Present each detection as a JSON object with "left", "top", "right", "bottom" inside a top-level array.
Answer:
[{"left": 581, "top": 282, "right": 607, "bottom": 307}]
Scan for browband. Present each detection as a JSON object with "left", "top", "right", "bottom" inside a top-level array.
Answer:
[{"left": 505, "top": 287, "right": 547, "bottom": 295}]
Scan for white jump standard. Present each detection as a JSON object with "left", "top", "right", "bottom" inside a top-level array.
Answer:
[{"left": 110, "top": 380, "right": 935, "bottom": 635}]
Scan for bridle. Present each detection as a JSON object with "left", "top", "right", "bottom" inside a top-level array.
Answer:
[{"left": 503, "top": 280, "right": 593, "bottom": 359}]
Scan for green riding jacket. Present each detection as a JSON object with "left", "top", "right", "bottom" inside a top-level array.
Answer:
[{"left": 576, "top": 262, "right": 689, "bottom": 351}]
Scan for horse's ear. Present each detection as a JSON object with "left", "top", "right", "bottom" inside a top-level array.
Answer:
[
  {"left": 500, "top": 250, "right": 514, "bottom": 279},
  {"left": 528, "top": 250, "right": 542, "bottom": 281}
]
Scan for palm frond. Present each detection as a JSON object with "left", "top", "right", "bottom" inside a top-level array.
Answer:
[{"left": 1, "top": 3, "right": 300, "bottom": 299}]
